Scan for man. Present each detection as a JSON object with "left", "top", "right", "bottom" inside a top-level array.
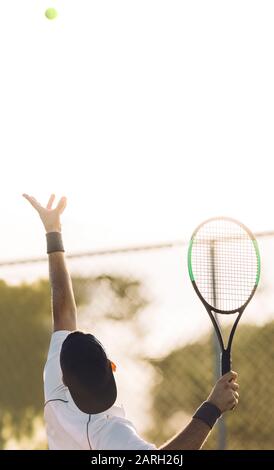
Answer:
[{"left": 23, "top": 193, "right": 239, "bottom": 450}]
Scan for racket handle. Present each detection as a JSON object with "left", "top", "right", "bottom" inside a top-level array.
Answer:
[{"left": 221, "top": 349, "right": 231, "bottom": 375}]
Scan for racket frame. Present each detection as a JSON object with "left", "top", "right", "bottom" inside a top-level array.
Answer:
[{"left": 188, "top": 216, "right": 261, "bottom": 375}]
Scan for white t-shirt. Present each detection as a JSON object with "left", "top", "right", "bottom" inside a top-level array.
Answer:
[{"left": 44, "top": 330, "right": 156, "bottom": 450}]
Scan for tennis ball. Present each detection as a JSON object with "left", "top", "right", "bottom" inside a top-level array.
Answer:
[{"left": 45, "top": 8, "right": 58, "bottom": 20}]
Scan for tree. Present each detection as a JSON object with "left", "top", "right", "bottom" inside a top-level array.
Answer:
[
  {"left": 146, "top": 322, "right": 274, "bottom": 449},
  {"left": 0, "top": 274, "right": 147, "bottom": 449}
]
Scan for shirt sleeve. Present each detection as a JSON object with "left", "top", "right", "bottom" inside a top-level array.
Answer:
[
  {"left": 43, "top": 330, "right": 71, "bottom": 403},
  {"left": 92, "top": 417, "right": 157, "bottom": 450}
]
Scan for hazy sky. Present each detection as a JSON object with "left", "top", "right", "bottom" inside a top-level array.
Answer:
[{"left": 1, "top": 1, "right": 274, "bottom": 260}]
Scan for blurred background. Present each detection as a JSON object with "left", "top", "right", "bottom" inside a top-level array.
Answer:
[
  {"left": 0, "top": 0, "right": 274, "bottom": 449},
  {"left": 0, "top": 232, "right": 274, "bottom": 450}
]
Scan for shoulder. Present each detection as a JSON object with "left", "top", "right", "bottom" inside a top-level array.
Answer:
[{"left": 46, "top": 330, "right": 72, "bottom": 360}]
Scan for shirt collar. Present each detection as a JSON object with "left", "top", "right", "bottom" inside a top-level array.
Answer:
[{"left": 65, "top": 388, "right": 125, "bottom": 418}]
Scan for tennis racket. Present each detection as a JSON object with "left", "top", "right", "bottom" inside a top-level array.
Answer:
[{"left": 187, "top": 217, "right": 261, "bottom": 375}]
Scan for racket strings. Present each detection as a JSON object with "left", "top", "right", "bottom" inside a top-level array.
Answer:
[{"left": 191, "top": 219, "right": 259, "bottom": 312}]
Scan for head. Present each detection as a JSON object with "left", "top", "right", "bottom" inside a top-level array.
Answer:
[{"left": 60, "top": 331, "right": 117, "bottom": 414}]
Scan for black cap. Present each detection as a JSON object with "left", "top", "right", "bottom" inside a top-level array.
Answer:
[{"left": 60, "top": 331, "right": 117, "bottom": 414}]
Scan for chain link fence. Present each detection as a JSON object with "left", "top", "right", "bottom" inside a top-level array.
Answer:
[{"left": 0, "top": 232, "right": 273, "bottom": 449}]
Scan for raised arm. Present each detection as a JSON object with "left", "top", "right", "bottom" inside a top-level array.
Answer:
[
  {"left": 160, "top": 371, "right": 239, "bottom": 450},
  {"left": 23, "top": 193, "right": 77, "bottom": 332}
]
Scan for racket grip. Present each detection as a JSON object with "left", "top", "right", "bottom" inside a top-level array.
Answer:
[{"left": 221, "top": 349, "right": 231, "bottom": 376}]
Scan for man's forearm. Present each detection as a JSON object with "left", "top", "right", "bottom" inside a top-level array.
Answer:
[
  {"left": 23, "top": 193, "right": 76, "bottom": 331},
  {"left": 160, "top": 418, "right": 211, "bottom": 450},
  {"left": 49, "top": 252, "right": 77, "bottom": 332}
]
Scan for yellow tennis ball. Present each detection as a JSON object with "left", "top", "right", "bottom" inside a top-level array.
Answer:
[{"left": 45, "top": 8, "right": 58, "bottom": 20}]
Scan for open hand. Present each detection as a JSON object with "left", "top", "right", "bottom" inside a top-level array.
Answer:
[{"left": 23, "top": 193, "right": 67, "bottom": 233}]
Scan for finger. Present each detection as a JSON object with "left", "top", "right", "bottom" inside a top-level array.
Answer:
[
  {"left": 228, "top": 390, "right": 239, "bottom": 401},
  {"left": 23, "top": 194, "right": 43, "bottom": 212},
  {"left": 229, "top": 393, "right": 239, "bottom": 404},
  {"left": 230, "top": 382, "right": 239, "bottom": 392},
  {"left": 46, "top": 194, "right": 55, "bottom": 210},
  {"left": 222, "top": 371, "right": 238, "bottom": 382},
  {"left": 228, "top": 393, "right": 237, "bottom": 404},
  {"left": 56, "top": 197, "right": 67, "bottom": 214},
  {"left": 233, "top": 398, "right": 239, "bottom": 408},
  {"left": 229, "top": 398, "right": 238, "bottom": 410}
]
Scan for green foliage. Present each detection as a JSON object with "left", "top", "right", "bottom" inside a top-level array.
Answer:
[
  {"left": 0, "top": 274, "right": 146, "bottom": 448},
  {"left": 0, "top": 279, "right": 50, "bottom": 447},
  {"left": 146, "top": 322, "right": 274, "bottom": 449},
  {"left": 75, "top": 274, "right": 148, "bottom": 322}
]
